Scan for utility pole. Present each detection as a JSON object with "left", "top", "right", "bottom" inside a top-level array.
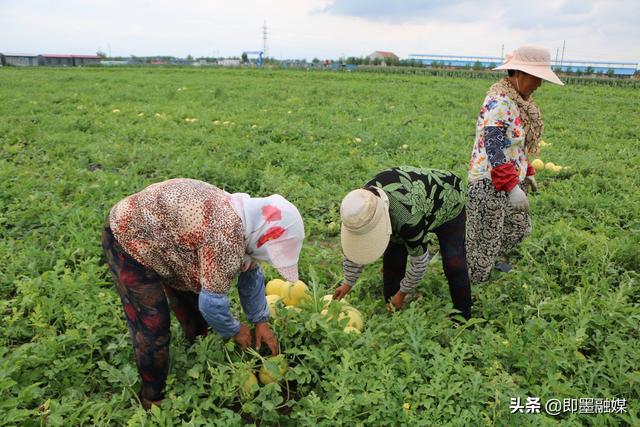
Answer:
[
  {"left": 262, "top": 21, "right": 268, "bottom": 59},
  {"left": 560, "top": 40, "right": 565, "bottom": 68},
  {"left": 501, "top": 44, "right": 504, "bottom": 60}
]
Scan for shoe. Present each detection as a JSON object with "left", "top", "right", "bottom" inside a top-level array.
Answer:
[
  {"left": 494, "top": 261, "right": 512, "bottom": 273},
  {"left": 139, "top": 390, "right": 163, "bottom": 410}
]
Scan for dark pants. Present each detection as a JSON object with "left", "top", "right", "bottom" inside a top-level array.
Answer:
[
  {"left": 382, "top": 210, "right": 472, "bottom": 319},
  {"left": 102, "top": 226, "right": 208, "bottom": 401}
]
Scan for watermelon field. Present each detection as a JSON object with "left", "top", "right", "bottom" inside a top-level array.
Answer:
[{"left": 1, "top": 67, "right": 638, "bottom": 426}]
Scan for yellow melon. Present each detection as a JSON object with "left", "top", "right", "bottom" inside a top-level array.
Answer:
[
  {"left": 322, "top": 306, "right": 364, "bottom": 332},
  {"left": 531, "top": 158, "right": 545, "bottom": 171},
  {"left": 341, "top": 307, "right": 364, "bottom": 332},
  {"left": 258, "top": 356, "right": 288, "bottom": 384},
  {"left": 265, "top": 279, "right": 287, "bottom": 297},
  {"left": 321, "top": 293, "right": 351, "bottom": 307},
  {"left": 265, "top": 294, "right": 282, "bottom": 319},
  {"left": 239, "top": 371, "right": 258, "bottom": 399},
  {"left": 282, "top": 280, "right": 310, "bottom": 306}
]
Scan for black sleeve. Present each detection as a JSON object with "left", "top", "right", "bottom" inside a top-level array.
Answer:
[{"left": 484, "top": 126, "right": 508, "bottom": 168}]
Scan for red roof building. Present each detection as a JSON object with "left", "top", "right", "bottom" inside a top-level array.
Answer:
[{"left": 367, "top": 51, "right": 400, "bottom": 63}]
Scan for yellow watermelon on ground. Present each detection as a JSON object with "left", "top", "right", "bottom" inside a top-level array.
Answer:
[
  {"left": 531, "top": 158, "right": 544, "bottom": 171},
  {"left": 258, "top": 356, "right": 288, "bottom": 384},
  {"left": 321, "top": 294, "right": 350, "bottom": 306},
  {"left": 282, "top": 280, "right": 310, "bottom": 306},
  {"left": 265, "top": 279, "right": 288, "bottom": 297},
  {"left": 265, "top": 294, "right": 282, "bottom": 318},
  {"left": 239, "top": 371, "right": 258, "bottom": 399},
  {"left": 340, "top": 306, "right": 364, "bottom": 332},
  {"left": 321, "top": 305, "right": 364, "bottom": 332}
]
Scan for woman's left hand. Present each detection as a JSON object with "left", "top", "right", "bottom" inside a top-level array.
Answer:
[
  {"left": 255, "top": 322, "right": 279, "bottom": 355},
  {"left": 524, "top": 176, "right": 538, "bottom": 193}
]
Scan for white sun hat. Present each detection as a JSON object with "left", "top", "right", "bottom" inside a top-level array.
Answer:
[
  {"left": 494, "top": 45, "right": 564, "bottom": 86},
  {"left": 340, "top": 187, "right": 392, "bottom": 265}
]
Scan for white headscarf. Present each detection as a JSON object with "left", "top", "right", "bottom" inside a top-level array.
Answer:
[{"left": 227, "top": 193, "right": 304, "bottom": 282}]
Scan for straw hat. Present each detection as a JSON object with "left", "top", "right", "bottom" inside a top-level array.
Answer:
[
  {"left": 340, "top": 187, "right": 392, "bottom": 265},
  {"left": 494, "top": 45, "right": 564, "bottom": 85}
]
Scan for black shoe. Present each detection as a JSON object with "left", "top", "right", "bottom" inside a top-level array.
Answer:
[{"left": 494, "top": 261, "right": 512, "bottom": 273}]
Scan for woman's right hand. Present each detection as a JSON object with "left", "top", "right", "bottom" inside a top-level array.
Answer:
[
  {"left": 233, "top": 323, "right": 252, "bottom": 349},
  {"left": 332, "top": 283, "right": 352, "bottom": 300},
  {"left": 255, "top": 322, "right": 279, "bottom": 356}
]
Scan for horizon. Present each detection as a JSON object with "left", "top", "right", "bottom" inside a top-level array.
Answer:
[{"left": 2, "top": 51, "right": 638, "bottom": 68}]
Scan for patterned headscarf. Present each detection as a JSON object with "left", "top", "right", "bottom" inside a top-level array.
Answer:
[
  {"left": 227, "top": 193, "right": 304, "bottom": 282},
  {"left": 488, "top": 77, "right": 545, "bottom": 155}
]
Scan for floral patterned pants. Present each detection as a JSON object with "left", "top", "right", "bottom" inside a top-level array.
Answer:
[
  {"left": 465, "top": 179, "right": 532, "bottom": 283},
  {"left": 102, "top": 226, "right": 208, "bottom": 401}
]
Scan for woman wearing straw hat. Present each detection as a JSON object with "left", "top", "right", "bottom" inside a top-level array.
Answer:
[
  {"left": 102, "top": 178, "right": 304, "bottom": 409},
  {"left": 466, "top": 45, "right": 564, "bottom": 283},
  {"left": 332, "top": 167, "right": 472, "bottom": 320}
]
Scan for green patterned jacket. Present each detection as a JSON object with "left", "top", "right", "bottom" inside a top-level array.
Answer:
[{"left": 365, "top": 166, "right": 465, "bottom": 257}]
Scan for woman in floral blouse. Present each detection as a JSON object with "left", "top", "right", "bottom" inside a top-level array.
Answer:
[
  {"left": 332, "top": 166, "right": 472, "bottom": 320},
  {"left": 102, "top": 178, "right": 304, "bottom": 409},
  {"left": 466, "top": 45, "right": 563, "bottom": 282}
]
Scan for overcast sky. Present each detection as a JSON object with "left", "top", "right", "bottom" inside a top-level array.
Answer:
[{"left": 1, "top": 0, "right": 638, "bottom": 63}]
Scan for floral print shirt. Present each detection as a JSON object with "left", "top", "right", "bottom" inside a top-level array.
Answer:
[
  {"left": 468, "top": 93, "right": 528, "bottom": 183},
  {"left": 366, "top": 167, "right": 465, "bottom": 257},
  {"left": 109, "top": 178, "right": 245, "bottom": 294}
]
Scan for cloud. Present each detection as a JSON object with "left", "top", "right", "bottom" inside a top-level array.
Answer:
[
  {"left": 320, "top": 0, "right": 470, "bottom": 24},
  {"left": 558, "top": 0, "right": 593, "bottom": 15},
  {"left": 321, "top": 0, "right": 635, "bottom": 31},
  {"left": 497, "top": 0, "right": 639, "bottom": 46},
  {"left": 0, "top": 0, "right": 637, "bottom": 62}
]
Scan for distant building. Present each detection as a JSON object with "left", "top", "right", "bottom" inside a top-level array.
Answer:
[
  {"left": 39, "top": 54, "right": 73, "bottom": 66},
  {"left": 367, "top": 51, "right": 399, "bottom": 64},
  {"left": 409, "top": 54, "right": 501, "bottom": 69},
  {"left": 409, "top": 53, "right": 638, "bottom": 77},
  {"left": 38, "top": 54, "right": 101, "bottom": 66},
  {"left": 0, "top": 53, "right": 39, "bottom": 66},
  {"left": 551, "top": 59, "right": 637, "bottom": 77},
  {"left": 217, "top": 59, "right": 241, "bottom": 66},
  {"left": 72, "top": 55, "right": 101, "bottom": 66},
  {"left": 280, "top": 59, "right": 309, "bottom": 69},
  {"left": 100, "top": 60, "right": 129, "bottom": 66}
]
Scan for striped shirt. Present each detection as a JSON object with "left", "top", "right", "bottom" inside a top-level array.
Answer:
[{"left": 344, "top": 251, "right": 431, "bottom": 293}]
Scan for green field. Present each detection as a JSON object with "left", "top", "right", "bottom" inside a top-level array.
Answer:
[{"left": 1, "top": 67, "right": 639, "bottom": 426}]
